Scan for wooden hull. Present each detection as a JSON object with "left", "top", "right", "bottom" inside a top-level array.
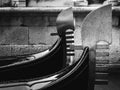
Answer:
[{"left": 0, "top": 47, "right": 89, "bottom": 90}]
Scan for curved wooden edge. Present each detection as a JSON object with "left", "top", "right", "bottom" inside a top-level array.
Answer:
[
  {"left": 0, "top": 47, "right": 89, "bottom": 90},
  {"left": 0, "top": 38, "right": 61, "bottom": 70}
]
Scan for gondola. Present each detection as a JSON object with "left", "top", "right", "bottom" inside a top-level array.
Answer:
[{"left": 0, "top": 8, "right": 89, "bottom": 90}]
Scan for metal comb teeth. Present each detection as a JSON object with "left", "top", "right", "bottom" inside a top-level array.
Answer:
[{"left": 65, "top": 29, "right": 74, "bottom": 57}]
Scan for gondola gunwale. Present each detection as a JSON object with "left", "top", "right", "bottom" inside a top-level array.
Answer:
[
  {"left": 0, "top": 38, "right": 62, "bottom": 70},
  {"left": 0, "top": 47, "right": 89, "bottom": 90}
]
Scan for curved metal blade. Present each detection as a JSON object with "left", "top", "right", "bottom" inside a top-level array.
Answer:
[
  {"left": 56, "top": 8, "right": 74, "bottom": 37},
  {"left": 81, "top": 4, "right": 112, "bottom": 48}
]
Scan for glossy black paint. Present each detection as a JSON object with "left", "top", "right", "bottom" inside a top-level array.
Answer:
[
  {"left": 0, "top": 8, "right": 90, "bottom": 90},
  {"left": 0, "top": 38, "right": 64, "bottom": 82},
  {"left": 43, "top": 47, "right": 89, "bottom": 90}
]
